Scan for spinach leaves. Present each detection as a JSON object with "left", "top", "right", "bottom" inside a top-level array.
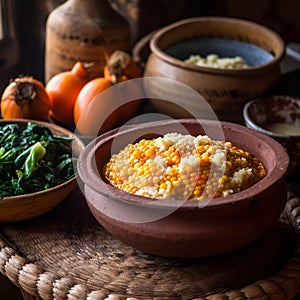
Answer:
[{"left": 0, "top": 122, "right": 76, "bottom": 199}]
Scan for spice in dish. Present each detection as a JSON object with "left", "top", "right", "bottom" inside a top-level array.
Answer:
[
  {"left": 261, "top": 122, "right": 300, "bottom": 135},
  {"left": 185, "top": 54, "right": 249, "bottom": 69},
  {"left": 104, "top": 133, "right": 266, "bottom": 200}
]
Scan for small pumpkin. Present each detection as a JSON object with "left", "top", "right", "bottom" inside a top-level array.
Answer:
[{"left": 1, "top": 76, "right": 51, "bottom": 121}]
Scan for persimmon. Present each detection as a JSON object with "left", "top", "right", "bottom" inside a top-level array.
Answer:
[
  {"left": 73, "top": 77, "right": 114, "bottom": 134},
  {"left": 104, "top": 50, "right": 142, "bottom": 82},
  {"left": 74, "top": 76, "right": 141, "bottom": 136},
  {"left": 74, "top": 51, "right": 142, "bottom": 136},
  {"left": 46, "top": 62, "right": 89, "bottom": 127},
  {"left": 1, "top": 76, "right": 51, "bottom": 121}
]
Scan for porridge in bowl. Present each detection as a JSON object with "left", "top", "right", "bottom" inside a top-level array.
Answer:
[{"left": 105, "top": 133, "right": 266, "bottom": 201}]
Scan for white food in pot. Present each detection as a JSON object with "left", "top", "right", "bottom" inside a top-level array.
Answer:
[{"left": 185, "top": 54, "right": 249, "bottom": 69}]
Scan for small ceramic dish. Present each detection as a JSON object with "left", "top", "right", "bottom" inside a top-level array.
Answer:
[
  {"left": 243, "top": 95, "right": 300, "bottom": 174},
  {"left": 0, "top": 119, "right": 85, "bottom": 222},
  {"left": 78, "top": 119, "right": 289, "bottom": 258}
]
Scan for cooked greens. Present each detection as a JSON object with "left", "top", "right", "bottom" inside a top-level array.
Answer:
[{"left": 0, "top": 122, "right": 76, "bottom": 199}]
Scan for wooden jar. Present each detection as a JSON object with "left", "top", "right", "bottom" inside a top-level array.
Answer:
[{"left": 44, "top": 0, "right": 131, "bottom": 82}]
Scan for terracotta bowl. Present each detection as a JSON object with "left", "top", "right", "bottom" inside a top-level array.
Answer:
[
  {"left": 243, "top": 95, "right": 300, "bottom": 174},
  {"left": 139, "top": 17, "right": 285, "bottom": 124},
  {"left": 77, "top": 119, "right": 289, "bottom": 258},
  {"left": 0, "top": 119, "right": 85, "bottom": 222}
]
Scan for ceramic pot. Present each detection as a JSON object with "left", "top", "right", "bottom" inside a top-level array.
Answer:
[
  {"left": 142, "top": 17, "right": 285, "bottom": 124},
  {"left": 44, "top": 0, "right": 131, "bottom": 82},
  {"left": 78, "top": 119, "right": 289, "bottom": 258}
]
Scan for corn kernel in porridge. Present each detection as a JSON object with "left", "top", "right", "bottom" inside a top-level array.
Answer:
[{"left": 104, "top": 133, "right": 266, "bottom": 200}]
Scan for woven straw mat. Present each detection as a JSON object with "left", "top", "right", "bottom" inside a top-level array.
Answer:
[{"left": 0, "top": 188, "right": 300, "bottom": 300}]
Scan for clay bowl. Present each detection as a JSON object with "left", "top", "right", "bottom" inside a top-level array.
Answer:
[
  {"left": 243, "top": 95, "right": 300, "bottom": 174},
  {"left": 0, "top": 119, "right": 85, "bottom": 222},
  {"left": 77, "top": 118, "right": 289, "bottom": 258},
  {"left": 139, "top": 17, "right": 285, "bottom": 124}
]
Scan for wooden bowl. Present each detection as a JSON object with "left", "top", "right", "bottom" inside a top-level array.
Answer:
[
  {"left": 0, "top": 119, "right": 85, "bottom": 222},
  {"left": 243, "top": 95, "right": 300, "bottom": 174},
  {"left": 77, "top": 119, "right": 289, "bottom": 258},
  {"left": 140, "top": 17, "right": 285, "bottom": 124}
]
